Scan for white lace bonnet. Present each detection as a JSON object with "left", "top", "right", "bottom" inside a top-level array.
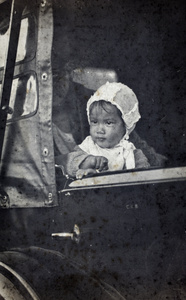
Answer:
[{"left": 86, "top": 82, "right": 141, "bottom": 139}]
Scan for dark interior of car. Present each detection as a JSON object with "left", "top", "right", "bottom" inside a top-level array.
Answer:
[{"left": 52, "top": 0, "right": 186, "bottom": 168}]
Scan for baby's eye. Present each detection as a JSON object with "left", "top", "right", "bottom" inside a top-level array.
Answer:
[
  {"left": 106, "top": 121, "right": 114, "bottom": 125},
  {"left": 90, "top": 120, "right": 97, "bottom": 124}
]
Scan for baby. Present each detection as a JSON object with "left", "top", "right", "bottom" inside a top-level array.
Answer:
[{"left": 65, "top": 82, "right": 150, "bottom": 178}]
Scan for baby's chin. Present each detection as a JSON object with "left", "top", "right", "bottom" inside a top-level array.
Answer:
[{"left": 93, "top": 138, "right": 117, "bottom": 149}]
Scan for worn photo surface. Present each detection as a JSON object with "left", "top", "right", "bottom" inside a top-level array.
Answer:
[{"left": 0, "top": 0, "right": 186, "bottom": 299}]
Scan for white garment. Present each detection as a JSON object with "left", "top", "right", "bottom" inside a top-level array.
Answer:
[{"left": 79, "top": 136, "right": 136, "bottom": 171}]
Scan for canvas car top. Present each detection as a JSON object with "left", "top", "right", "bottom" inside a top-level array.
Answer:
[{"left": 0, "top": 0, "right": 57, "bottom": 208}]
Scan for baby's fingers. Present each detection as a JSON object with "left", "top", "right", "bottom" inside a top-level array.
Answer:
[
  {"left": 98, "top": 157, "right": 108, "bottom": 171},
  {"left": 76, "top": 168, "right": 97, "bottom": 179}
]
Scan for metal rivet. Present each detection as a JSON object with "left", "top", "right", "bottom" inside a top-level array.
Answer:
[
  {"left": 2, "top": 106, "right": 13, "bottom": 114},
  {"left": 43, "top": 147, "right": 48, "bottom": 156},
  {"left": 42, "top": 72, "right": 48, "bottom": 81},
  {"left": 46, "top": 192, "right": 53, "bottom": 205},
  {"left": 48, "top": 192, "right": 52, "bottom": 199},
  {"left": 41, "top": 0, "right": 46, "bottom": 8}
]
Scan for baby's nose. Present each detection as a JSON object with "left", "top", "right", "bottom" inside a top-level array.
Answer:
[{"left": 97, "top": 123, "right": 105, "bottom": 133}]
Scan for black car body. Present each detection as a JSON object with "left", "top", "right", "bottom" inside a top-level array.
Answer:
[{"left": 0, "top": 0, "right": 186, "bottom": 299}]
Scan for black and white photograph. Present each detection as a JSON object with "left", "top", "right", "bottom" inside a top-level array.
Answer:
[{"left": 0, "top": 0, "right": 186, "bottom": 299}]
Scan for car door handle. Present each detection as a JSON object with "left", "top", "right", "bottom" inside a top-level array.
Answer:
[{"left": 51, "top": 224, "right": 80, "bottom": 243}]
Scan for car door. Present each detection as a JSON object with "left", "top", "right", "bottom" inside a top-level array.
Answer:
[{"left": 0, "top": 0, "right": 57, "bottom": 208}]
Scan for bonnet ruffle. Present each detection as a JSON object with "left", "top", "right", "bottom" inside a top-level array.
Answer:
[{"left": 87, "top": 82, "right": 141, "bottom": 139}]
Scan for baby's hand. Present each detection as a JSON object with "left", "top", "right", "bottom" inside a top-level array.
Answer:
[
  {"left": 80, "top": 155, "right": 108, "bottom": 172},
  {"left": 76, "top": 168, "right": 98, "bottom": 179}
]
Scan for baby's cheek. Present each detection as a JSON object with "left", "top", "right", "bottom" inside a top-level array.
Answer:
[{"left": 90, "top": 126, "right": 95, "bottom": 137}]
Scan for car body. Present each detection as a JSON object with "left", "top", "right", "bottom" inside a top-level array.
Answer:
[{"left": 0, "top": 0, "right": 186, "bottom": 299}]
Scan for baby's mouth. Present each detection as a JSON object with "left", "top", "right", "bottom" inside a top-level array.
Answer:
[{"left": 96, "top": 137, "right": 106, "bottom": 143}]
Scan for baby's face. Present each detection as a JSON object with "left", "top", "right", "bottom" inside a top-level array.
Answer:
[{"left": 89, "top": 104, "right": 125, "bottom": 148}]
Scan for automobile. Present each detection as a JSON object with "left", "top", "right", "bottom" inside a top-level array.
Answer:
[{"left": 0, "top": 0, "right": 185, "bottom": 299}]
